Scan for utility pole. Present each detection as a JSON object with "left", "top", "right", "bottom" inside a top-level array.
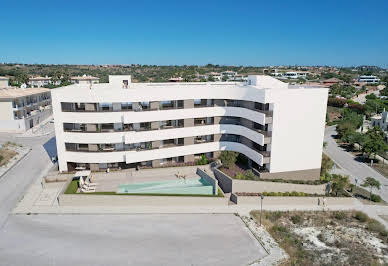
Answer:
[{"left": 260, "top": 194, "right": 264, "bottom": 226}]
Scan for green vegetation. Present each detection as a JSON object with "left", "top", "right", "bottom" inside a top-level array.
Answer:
[
  {"left": 261, "top": 191, "right": 318, "bottom": 197},
  {"left": 330, "top": 84, "right": 357, "bottom": 99},
  {"left": 219, "top": 151, "right": 238, "bottom": 168},
  {"left": 196, "top": 154, "right": 209, "bottom": 165},
  {"left": 250, "top": 210, "right": 388, "bottom": 265},
  {"left": 361, "top": 177, "right": 381, "bottom": 199},
  {"left": 64, "top": 180, "right": 78, "bottom": 194}
]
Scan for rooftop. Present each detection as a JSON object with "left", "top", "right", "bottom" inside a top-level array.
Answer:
[
  {"left": 71, "top": 75, "right": 99, "bottom": 80},
  {"left": 0, "top": 77, "right": 9, "bottom": 80},
  {"left": 0, "top": 87, "right": 50, "bottom": 99},
  {"left": 29, "top": 76, "right": 51, "bottom": 80}
]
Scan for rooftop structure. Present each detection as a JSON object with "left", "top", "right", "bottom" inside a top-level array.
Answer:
[
  {"left": 0, "top": 76, "right": 9, "bottom": 88},
  {"left": 52, "top": 75, "right": 328, "bottom": 180},
  {"left": 70, "top": 75, "right": 100, "bottom": 85}
]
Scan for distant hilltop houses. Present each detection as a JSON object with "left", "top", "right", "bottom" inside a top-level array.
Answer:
[{"left": 25, "top": 74, "right": 100, "bottom": 88}]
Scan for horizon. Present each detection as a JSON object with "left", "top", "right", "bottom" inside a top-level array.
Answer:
[{"left": 1, "top": 0, "right": 387, "bottom": 67}]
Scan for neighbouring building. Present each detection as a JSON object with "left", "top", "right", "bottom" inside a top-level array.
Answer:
[
  {"left": 322, "top": 77, "right": 343, "bottom": 87},
  {"left": 0, "top": 87, "right": 52, "bottom": 132},
  {"left": 0, "top": 77, "right": 9, "bottom": 88},
  {"left": 371, "top": 109, "right": 388, "bottom": 142},
  {"left": 70, "top": 75, "right": 100, "bottom": 85},
  {"left": 221, "top": 71, "right": 238, "bottom": 80},
  {"left": 52, "top": 75, "right": 328, "bottom": 180},
  {"left": 358, "top": 75, "right": 380, "bottom": 84},
  {"left": 283, "top": 71, "right": 308, "bottom": 79},
  {"left": 28, "top": 76, "right": 61, "bottom": 88}
]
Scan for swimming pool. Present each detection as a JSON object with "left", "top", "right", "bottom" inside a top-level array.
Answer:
[{"left": 117, "top": 177, "right": 214, "bottom": 195}]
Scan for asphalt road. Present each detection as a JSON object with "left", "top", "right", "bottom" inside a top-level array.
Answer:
[
  {"left": 324, "top": 126, "right": 388, "bottom": 202},
  {"left": 0, "top": 133, "right": 266, "bottom": 266}
]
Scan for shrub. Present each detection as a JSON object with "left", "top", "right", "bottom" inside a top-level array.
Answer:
[
  {"left": 354, "top": 211, "right": 368, "bottom": 222},
  {"left": 367, "top": 219, "right": 386, "bottom": 235},
  {"left": 291, "top": 215, "right": 302, "bottom": 224},
  {"left": 333, "top": 211, "right": 346, "bottom": 220},
  {"left": 219, "top": 151, "right": 238, "bottom": 168},
  {"left": 244, "top": 169, "right": 257, "bottom": 180},
  {"left": 0, "top": 155, "right": 3, "bottom": 163},
  {"left": 266, "top": 211, "right": 282, "bottom": 222},
  {"left": 370, "top": 194, "right": 382, "bottom": 202},
  {"left": 196, "top": 154, "right": 209, "bottom": 165},
  {"left": 235, "top": 173, "right": 245, "bottom": 180},
  {"left": 272, "top": 225, "right": 288, "bottom": 233},
  {"left": 328, "top": 97, "right": 346, "bottom": 107}
]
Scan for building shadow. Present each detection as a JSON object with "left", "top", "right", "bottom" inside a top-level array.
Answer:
[{"left": 43, "top": 136, "right": 57, "bottom": 160}]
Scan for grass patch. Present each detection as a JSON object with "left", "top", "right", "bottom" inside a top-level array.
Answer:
[
  {"left": 0, "top": 146, "right": 18, "bottom": 166},
  {"left": 64, "top": 180, "right": 79, "bottom": 194}
]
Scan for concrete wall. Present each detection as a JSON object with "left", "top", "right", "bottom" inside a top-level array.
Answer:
[
  {"left": 213, "top": 168, "right": 233, "bottom": 193},
  {"left": 259, "top": 168, "right": 321, "bottom": 181},
  {"left": 235, "top": 196, "right": 357, "bottom": 206},
  {"left": 196, "top": 168, "right": 218, "bottom": 195},
  {"left": 232, "top": 180, "right": 326, "bottom": 194},
  {"left": 58, "top": 193, "right": 228, "bottom": 206}
]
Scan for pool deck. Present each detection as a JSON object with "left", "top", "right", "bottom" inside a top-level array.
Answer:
[{"left": 91, "top": 165, "right": 214, "bottom": 192}]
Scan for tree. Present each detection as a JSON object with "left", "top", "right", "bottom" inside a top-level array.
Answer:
[
  {"left": 362, "top": 177, "right": 381, "bottom": 199},
  {"left": 330, "top": 174, "right": 350, "bottom": 196},
  {"left": 362, "top": 127, "right": 388, "bottom": 164},
  {"left": 219, "top": 151, "right": 238, "bottom": 168}
]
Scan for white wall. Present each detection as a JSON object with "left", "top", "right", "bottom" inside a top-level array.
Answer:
[
  {"left": 267, "top": 88, "right": 328, "bottom": 173},
  {"left": 0, "top": 101, "right": 14, "bottom": 120}
]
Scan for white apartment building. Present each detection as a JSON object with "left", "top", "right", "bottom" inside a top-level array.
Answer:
[
  {"left": 52, "top": 75, "right": 328, "bottom": 180},
  {"left": 0, "top": 87, "right": 52, "bottom": 132},
  {"left": 358, "top": 75, "right": 380, "bottom": 84},
  {"left": 283, "top": 71, "right": 308, "bottom": 79},
  {"left": 0, "top": 77, "right": 9, "bottom": 88},
  {"left": 28, "top": 76, "right": 61, "bottom": 87},
  {"left": 70, "top": 75, "right": 100, "bottom": 85}
]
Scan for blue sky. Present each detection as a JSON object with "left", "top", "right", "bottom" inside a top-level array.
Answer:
[{"left": 0, "top": 0, "right": 387, "bottom": 67}]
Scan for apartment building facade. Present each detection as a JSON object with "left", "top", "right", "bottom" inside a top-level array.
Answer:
[
  {"left": 52, "top": 75, "right": 328, "bottom": 180},
  {"left": 0, "top": 87, "right": 52, "bottom": 132}
]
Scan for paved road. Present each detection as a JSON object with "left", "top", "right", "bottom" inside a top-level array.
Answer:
[
  {"left": 0, "top": 214, "right": 266, "bottom": 266},
  {"left": 324, "top": 126, "right": 388, "bottom": 202},
  {"left": 0, "top": 133, "right": 56, "bottom": 229}
]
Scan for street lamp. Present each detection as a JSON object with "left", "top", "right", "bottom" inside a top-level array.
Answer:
[{"left": 260, "top": 194, "right": 264, "bottom": 226}]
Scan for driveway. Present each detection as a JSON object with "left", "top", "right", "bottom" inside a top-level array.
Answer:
[
  {"left": 324, "top": 126, "right": 388, "bottom": 202},
  {"left": 0, "top": 214, "right": 266, "bottom": 266}
]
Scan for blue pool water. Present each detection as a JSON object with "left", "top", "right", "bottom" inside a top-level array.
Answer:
[{"left": 117, "top": 177, "right": 214, "bottom": 195}]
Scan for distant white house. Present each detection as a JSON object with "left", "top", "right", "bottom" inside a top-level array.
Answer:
[
  {"left": 221, "top": 71, "right": 238, "bottom": 80},
  {"left": 70, "top": 75, "right": 100, "bottom": 85},
  {"left": 28, "top": 76, "right": 60, "bottom": 88},
  {"left": 284, "top": 72, "right": 308, "bottom": 79},
  {"left": 358, "top": 75, "right": 380, "bottom": 84}
]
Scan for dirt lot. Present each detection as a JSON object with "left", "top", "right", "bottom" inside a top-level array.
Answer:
[
  {"left": 251, "top": 210, "right": 388, "bottom": 265},
  {"left": 327, "top": 106, "right": 343, "bottom": 123},
  {"left": 0, "top": 142, "right": 18, "bottom": 166}
]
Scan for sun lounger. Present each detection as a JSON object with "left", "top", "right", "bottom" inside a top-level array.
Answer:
[{"left": 80, "top": 186, "right": 96, "bottom": 193}]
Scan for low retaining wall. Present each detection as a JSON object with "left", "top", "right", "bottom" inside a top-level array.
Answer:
[
  {"left": 236, "top": 196, "right": 357, "bottom": 206},
  {"left": 196, "top": 168, "right": 218, "bottom": 195},
  {"left": 233, "top": 180, "right": 327, "bottom": 195},
  {"left": 58, "top": 193, "right": 229, "bottom": 206},
  {"left": 213, "top": 168, "right": 233, "bottom": 193}
]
